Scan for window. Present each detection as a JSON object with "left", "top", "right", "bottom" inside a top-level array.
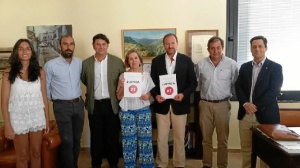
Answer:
[{"left": 226, "top": 0, "right": 300, "bottom": 101}]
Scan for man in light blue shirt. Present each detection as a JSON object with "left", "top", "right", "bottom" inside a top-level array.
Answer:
[
  {"left": 196, "top": 36, "right": 238, "bottom": 168},
  {"left": 44, "top": 35, "right": 84, "bottom": 168}
]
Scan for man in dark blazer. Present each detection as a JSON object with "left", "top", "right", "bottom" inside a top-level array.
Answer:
[
  {"left": 150, "top": 33, "right": 197, "bottom": 168},
  {"left": 235, "top": 35, "right": 283, "bottom": 168}
]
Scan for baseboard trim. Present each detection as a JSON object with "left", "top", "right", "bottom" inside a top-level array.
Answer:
[
  {"left": 81, "top": 147, "right": 241, "bottom": 153},
  {"left": 213, "top": 148, "right": 240, "bottom": 153}
]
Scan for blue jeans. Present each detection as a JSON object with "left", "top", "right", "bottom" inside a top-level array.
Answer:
[{"left": 53, "top": 99, "right": 85, "bottom": 168}]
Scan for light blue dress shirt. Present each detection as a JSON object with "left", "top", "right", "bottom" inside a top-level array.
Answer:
[
  {"left": 196, "top": 55, "right": 238, "bottom": 100},
  {"left": 44, "top": 56, "right": 82, "bottom": 100}
]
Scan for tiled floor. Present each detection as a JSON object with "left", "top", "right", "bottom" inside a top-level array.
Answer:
[{"left": 78, "top": 149, "right": 260, "bottom": 168}]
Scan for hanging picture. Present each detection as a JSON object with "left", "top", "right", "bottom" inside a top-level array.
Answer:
[
  {"left": 0, "top": 47, "right": 12, "bottom": 71},
  {"left": 122, "top": 28, "right": 176, "bottom": 61},
  {"left": 27, "top": 25, "right": 72, "bottom": 66},
  {"left": 186, "top": 30, "right": 218, "bottom": 63}
]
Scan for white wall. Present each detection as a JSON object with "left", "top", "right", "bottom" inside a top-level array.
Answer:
[
  {"left": 0, "top": 0, "right": 226, "bottom": 58},
  {"left": 1, "top": 0, "right": 299, "bottom": 149}
]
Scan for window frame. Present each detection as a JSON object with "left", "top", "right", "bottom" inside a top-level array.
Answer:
[{"left": 225, "top": 0, "right": 300, "bottom": 101}]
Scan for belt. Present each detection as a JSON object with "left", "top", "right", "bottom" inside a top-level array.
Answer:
[
  {"left": 95, "top": 98, "right": 110, "bottom": 102},
  {"left": 53, "top": 97, "right": 81, "bottom": 103},
  {"left": 201, "top": 97, "right": 229, "bottom": 103}
]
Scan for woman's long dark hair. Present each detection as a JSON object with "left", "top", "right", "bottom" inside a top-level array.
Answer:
[{"left": 8, "top": 39, "right": 41, "bottom": 83}]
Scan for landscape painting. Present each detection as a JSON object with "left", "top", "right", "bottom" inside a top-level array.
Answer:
[
  {"left": 122, "top": 28, "right": 176, "bottom": 60},
  {"left": 27, "top": 25, "right": 72, "bottom": 66}
]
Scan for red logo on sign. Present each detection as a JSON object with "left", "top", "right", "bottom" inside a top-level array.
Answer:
[
  {"left": 165, "top": 86, "right": 174, "bottom": 95},
  {"left": 129, "top": 85, "right": 138, "bottom": 94}
]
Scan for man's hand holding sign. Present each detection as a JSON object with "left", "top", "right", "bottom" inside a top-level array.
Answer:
[{"left": 159, "top": 74, "right": 182, "bottom": 102}]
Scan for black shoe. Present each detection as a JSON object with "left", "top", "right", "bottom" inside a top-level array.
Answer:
[{"left": 203, "top": 166, "right": 211, "bottom": 168}]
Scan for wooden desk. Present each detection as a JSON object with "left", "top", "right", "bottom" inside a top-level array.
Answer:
[{"left": 251, "top": 128, "right": 300, "bottom": 168}]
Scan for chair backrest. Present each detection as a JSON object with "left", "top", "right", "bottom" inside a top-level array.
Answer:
[{"left": 280, "top": 109, "right": 300, "bottom": 127}]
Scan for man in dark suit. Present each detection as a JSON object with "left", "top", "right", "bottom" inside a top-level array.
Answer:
[
  {"left": 235, "top": 35, "right": 283, "bottom": 168},
  {"left": 150, "top": 33, "right": 197, "bottom": 168}
]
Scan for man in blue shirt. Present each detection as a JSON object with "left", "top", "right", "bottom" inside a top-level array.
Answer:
[
  {"left": 44, "top": 35, "right": 84, "bottom": 168},
  {"left": 196, "top": 36, "right": 238, "bottom": 168}
]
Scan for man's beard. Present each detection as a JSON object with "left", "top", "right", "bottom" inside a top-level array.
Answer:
[
  {"left": 166, "top": 48, "right": 175, "bottom": 55},
  {"left": 61, "top": 50, "right": 73, "bottom": 58}
]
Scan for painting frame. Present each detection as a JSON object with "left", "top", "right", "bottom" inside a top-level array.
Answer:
[
  {"left": 142, "top": 62, "right": 151, "bottom": 73},
  {"left": 0, "top": 47, "right": 13, "bottom": 71},
  {"left": 27, "top": 24, "right": 72, "bottom": 66},
  {"left": 186, "top": 30, "right": 218, "bottom": 63},
  {"left": 122, "top": 28, "right": 176, "bottom": 61}
]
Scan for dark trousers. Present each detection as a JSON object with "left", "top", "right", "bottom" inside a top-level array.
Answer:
[
  {"left": 88, "top": 99, "right": 120, "bottom": 167},
  {"left": 53, "top": 99, "right": 85, "bottom": 168}
]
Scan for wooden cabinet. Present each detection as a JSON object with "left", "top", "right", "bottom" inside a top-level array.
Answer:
[{"left": 186, "top": 91, "right": 203, "bottom": 159}]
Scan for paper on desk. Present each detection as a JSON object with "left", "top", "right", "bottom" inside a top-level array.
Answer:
[
  {"left": 288, "top": 127, "right": 300, "bottom": 136},
  {"left": 276, "top": 141, "right": 300, "bottom": 150}
]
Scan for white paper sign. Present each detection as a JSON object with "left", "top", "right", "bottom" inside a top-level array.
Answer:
[
  {"left": 159, "top": 74, "right": 177, "bottom": 99},
  {"left": 124, "top": 72, "right": 142, "bottom": 97}
]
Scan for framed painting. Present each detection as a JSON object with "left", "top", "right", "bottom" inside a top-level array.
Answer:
[
  {"left": 122, "top": 28, "right": 176, "bottom": 61},
  {"left": 0, "top": 47, "right": 12, "bottom": 71},
  {"left": 186, "top": 30, "right": 218, "bottom": 63},
  {"left": 142, "top": 63, "right": 151, "bottom": 73},
  {"left": 27, "top": 25, "right": 72, "bottom": 66}
]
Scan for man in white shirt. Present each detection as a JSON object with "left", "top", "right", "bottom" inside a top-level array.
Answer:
[
  {"left": 150, "top": 33, "right": 197, "bottom": 168},
  {"left": 196, "top": 36, "right": 238, "bottom": 168},
  {"left": 81, "top": 34, "right": 125, "bottom": 168}
]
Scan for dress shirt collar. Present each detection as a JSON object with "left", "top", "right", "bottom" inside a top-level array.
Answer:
[
  {"left": 252, "top": 56, "right": 266, "bottom": 66},
  {"left": 94, "top": 54, "right": 108, "bottom": 63},
  {"left": 208, "top": 54, "right": 225, "bottom": 66},
  {"left": 165, "top": 51, "right": 178, "bottom": 62},
  {"left": 59, "top": 55, "right": 74, "bottom": 63}
]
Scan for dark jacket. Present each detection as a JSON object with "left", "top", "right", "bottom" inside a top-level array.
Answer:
[
  {"left": 235, "top": 58, "right": 283, "bottom": 124},
  {"left": 150, "top": 53, "right": 197, "bottom": 115}
]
